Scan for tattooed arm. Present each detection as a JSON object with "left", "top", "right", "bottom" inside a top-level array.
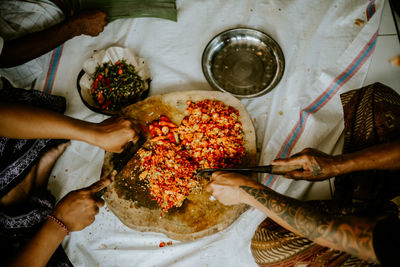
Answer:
[
  {"left": 206, "top": 172, "right": 378, "bottom": 262},
  {"left": 271, "top": 141, "right": 400, "bottom": 181}
]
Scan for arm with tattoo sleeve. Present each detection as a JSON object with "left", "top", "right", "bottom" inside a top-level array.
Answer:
[
  {"left": 240, "top": 185, "right": 377, "bottom": 262},
  {"left": 206, "top": 172, "right": 378, "bottom": 262}
]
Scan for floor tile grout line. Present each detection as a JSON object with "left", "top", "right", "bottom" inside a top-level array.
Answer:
[{"left": 377, "top": 33, "right": 397, "bottom": 36}]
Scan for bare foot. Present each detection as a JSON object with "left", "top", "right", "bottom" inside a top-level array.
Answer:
[{"left": 35, "top": 142, "right": 71, "bottom": 191}]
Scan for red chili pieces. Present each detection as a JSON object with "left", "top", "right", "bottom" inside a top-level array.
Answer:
[
  {"left": 159, "top": 241, "right": 173, "bottom": 248},
  {"left": 139, "top": 116, "right": 198, "bottom": 212},
  {"left": 138, "top": 100, "right": 245, "bottom": 213},
  {"left": 179, "top": 99, "right": 245, "bottom": 169}
]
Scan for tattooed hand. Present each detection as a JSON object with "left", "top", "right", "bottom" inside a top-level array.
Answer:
[
  {"left": 271, "top": 148, "right": 342, "bottom": 181},
  {"left": 206, "top": 171, "right": 262, "bottom": 205}
]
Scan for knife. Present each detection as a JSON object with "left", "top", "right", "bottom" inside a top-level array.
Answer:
[
  {"left": 95, "top": 135, "right": 147, "bottom": 197},
  {"left": 197, "top": 164, "right": 303, "bottom": 177}
]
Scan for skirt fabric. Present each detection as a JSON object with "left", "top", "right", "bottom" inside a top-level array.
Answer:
[{"left": 0, "top": 86, "right": 72, "bottom": 267}]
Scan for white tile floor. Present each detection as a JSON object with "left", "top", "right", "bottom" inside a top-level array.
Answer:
[
  {"left": 303, "top": 0, "right": 400, "bottom": 201},
  {"left": 364, "top": 0, "right": 400, "bottom": 93}
]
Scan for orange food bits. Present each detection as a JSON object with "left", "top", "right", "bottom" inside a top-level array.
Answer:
[{"left": 139, "top": 101, "right": 245, "bottom": 213}]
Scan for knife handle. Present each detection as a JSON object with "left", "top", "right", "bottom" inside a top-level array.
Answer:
[{"left": 270, "top": 164, "right": 303, "bottom": 174}]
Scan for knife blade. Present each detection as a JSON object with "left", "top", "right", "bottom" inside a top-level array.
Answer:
[
  {"left": 197, "top": 164, "right": 302, "bottom": 178},
  {"left": 95, "top": 135, "right": 147, "bottom": 197}
]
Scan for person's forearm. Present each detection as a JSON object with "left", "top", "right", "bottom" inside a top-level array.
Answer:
[
  {"left": 0, "top": 21, "right": 76, "bottom": 68},
  {"left": 335, "top": 141, "right": 400, "bottom": 174},
  {"left": 8, "top": 219, "right": 67, "bottom": 267},
  {"left": 0, "top": 103, "right": 98, "bottom": 145},
  {"left": 239, "top": 185, "right": 377, "bottom": 262}
]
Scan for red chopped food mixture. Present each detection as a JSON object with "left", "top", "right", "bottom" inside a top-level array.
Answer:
[
  {"left": 138, "top": 100, "right": 245, "bottom": 213},
  {"left": 138, "top": 116, "right": 199, "bottom": 212},
  {"left": 179, "top": 100, "right": 245, "bottom": 169}
]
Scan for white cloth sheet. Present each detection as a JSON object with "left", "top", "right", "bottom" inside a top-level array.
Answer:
[{"left": 29, "top": 0, "right": 384, "bottom": 266}]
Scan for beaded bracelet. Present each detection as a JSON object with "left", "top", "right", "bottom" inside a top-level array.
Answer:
[{"left": 47, "top": 214, "right": 70, "bottom": 235}]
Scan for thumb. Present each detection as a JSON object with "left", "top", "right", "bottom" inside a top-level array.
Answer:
[{"left": 86, "top": 177, "right": 112, "bottom": 194}]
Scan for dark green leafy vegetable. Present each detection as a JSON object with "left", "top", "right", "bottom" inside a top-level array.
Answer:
[
  {"left": 71, "top": 0, "right": 177, "bottom": 22},
  {"left": 90, "top": 60, "right": 145, "bottom": 111}
]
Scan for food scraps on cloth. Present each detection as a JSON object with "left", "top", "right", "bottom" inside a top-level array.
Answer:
[
  {"left": 389, "top": 55, "right": 400, "bottom": 66},
  {"left": 159, "top": 241, "right": 173, "bottom": 247},
  {"left": 138, "top": 100, "right": 245, "bottom": 212}
]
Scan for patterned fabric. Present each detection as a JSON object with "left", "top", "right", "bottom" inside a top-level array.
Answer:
[
  {"left": 335, "top": 83, "right": 400, "bottom": 211},
  {"left": 0, "top": 86, "right": 72, "bottom": 267},
  {"left": 0, "top": 0, "right": 64, "bottom": 88},
  {"left": 251, "top": 83, "right": 400, "bottom": 267},
  {"left": 0, "top": 86, "right": 66, "bottom": 197},
  {"left": 252, "top": 218, "right": 378, "bottom": 267}
]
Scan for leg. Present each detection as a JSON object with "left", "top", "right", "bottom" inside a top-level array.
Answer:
[
  {"left": 0, "top": 166, "right": 37, "bottom": 207},
  {"left": 0, "top": 142, "right": 70, "bottom": 208},
  {"left": 34, "top": 142, "right": 70, "bottom": 191}
]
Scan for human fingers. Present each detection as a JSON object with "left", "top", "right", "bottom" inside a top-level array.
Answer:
[
  {"left": 211, "top": 171, "right": 256, "bottom": 186},
  {"left": 123, "top": 117, "right": 141, "bottom": 131},
  {"left": 86, "top": 177, "right": 112, "bottom": 194},
  {"left": 128, "top": 122, "right": 140, "bottom": 143},
  {"left": 114, "top": 117, "right": 140, "bottom": 143},
  {"left": 210, "top": 171, "right": 225, "bottom": 182},
  {"left": 210, "top": 185, "right": 240, "bottom": 206},
  {"left": 209, "top": 171, "right": 241, "bottom": 186},
  {"left": 206, "top": 182, "right": 214, "bottom": 193},
  {"left": 95, "top": 197, "right": 105, "bottom": 208},
  {"left": 271, "top": 156, "right": 306, "bottom": 166},
  {"left": 96, "top": 10, "right": 108, "bottom": 24},
  {"left": 280, "top": 170, "right": 312, "bottom": 179},
  {"left": 290, "top": 170, "right": 327, "bottom": 181},
  {"left": 83, "top": 10, "right": 108, "bottom": 36},
  {"left": 206, "top": 180, "right": 219, "bottom": 193}
]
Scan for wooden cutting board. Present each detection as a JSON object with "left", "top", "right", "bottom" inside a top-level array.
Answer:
[{"left": 102, "top": 90, "right": 256, "bottom": 241}]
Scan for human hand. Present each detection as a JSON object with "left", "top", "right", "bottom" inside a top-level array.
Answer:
[
  {"left": 206, "top": 171, "right": 262, "bottom": 206},
  {"left": 271, "top": 148, "right": 341, "bottom": 181},
  {"left": 67, "top": 10, "right": 108, "bottom": 37},
  {"left": 94, "top": 116, "right": 141, "bottom": 153},
  {"left": 53, "top": 177, "right": 112, "bottom": 232}
]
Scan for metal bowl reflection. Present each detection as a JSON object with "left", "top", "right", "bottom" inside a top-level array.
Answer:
[{"left": 202, "top": 28, "right": 285, "bottom": 98}]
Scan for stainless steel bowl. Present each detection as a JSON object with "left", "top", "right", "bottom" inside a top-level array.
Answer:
[{"left": 202, "top": 28, "right": 285, "bottom": 98}]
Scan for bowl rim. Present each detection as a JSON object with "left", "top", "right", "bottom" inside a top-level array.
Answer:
[{"left": 201, "top": 27, "right": 285, "bottom": 98}]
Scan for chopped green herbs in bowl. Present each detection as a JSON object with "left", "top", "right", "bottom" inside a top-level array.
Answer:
[
  {"left": 77, "top": 47, "right": 151, "bottom": 115},
  {"left": 91, "top": 60, "right": 146, "bottom": 111}
]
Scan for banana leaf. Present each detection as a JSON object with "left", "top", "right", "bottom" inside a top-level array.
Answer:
[{"left": 71, "top": 0, "right": 177, "bottom": 22}]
